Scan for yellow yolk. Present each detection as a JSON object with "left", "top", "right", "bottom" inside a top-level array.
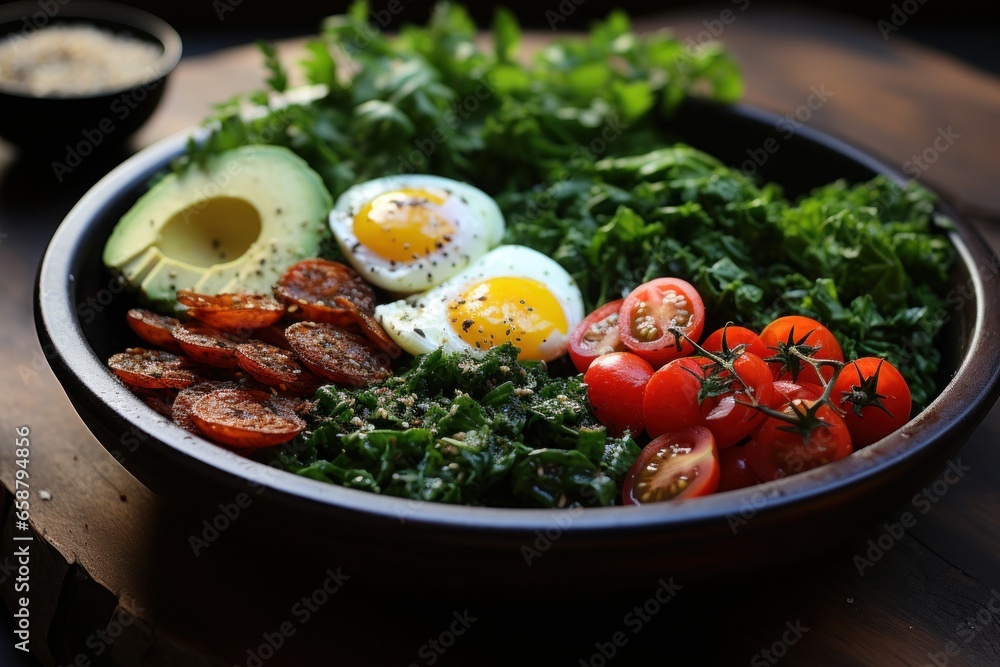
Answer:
[
  {"left": 353, "top": 188, "right": 455, "bottom": 263},
  {"left": 448, "top": 276, "right": 569, "bottom": 360}
]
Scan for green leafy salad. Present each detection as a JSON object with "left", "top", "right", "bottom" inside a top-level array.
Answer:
[{"left": 178, "top": 1, "right": 955, "bottom": 507}]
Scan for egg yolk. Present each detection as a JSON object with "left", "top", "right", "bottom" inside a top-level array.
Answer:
[
  {"left": 353, "top": 188, "right": 456, "bottom": 263},
  {"left": 448, "top": 277, "right": 569, "bottom": 360}
]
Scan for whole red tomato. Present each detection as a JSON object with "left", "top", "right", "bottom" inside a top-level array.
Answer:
[
  {"left": 759, "top": 315, "right": 844, "bottom": 385},
  {"left": 643, "top": 351, "right": 774, "bottom": 448},
  {"left": 746, "top": 399, "right": 853, "bottom": 481},
  {"left": 583, "top": 351, "right": 654, "bottom": 437},
  {"left": 832, "top": 357, "right": 912, "bottom": 447}
]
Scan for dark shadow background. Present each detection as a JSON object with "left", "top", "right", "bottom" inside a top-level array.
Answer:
[{"left": 101, "top": 0, "right": 1000, "bottom": 76}]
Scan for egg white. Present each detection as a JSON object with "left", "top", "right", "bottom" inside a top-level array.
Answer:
[
  {"left": 329, "top": 174, "right": 505, "bottom": 294},
  {"left": 374, "top": 244, "right": 585, "bottom": 362}
]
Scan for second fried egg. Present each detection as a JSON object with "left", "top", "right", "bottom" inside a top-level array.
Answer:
[{"left": 374, "top": 245, "right": 584, "bottom": 362}]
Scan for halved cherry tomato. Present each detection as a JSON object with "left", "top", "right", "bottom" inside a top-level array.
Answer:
[
  {"left": 568, "top": 298, "right": 626, "bottom": 373},
  {"left": 717, "top": 444, "right": 763, "bottom": 492},
  {"left": 619, "top": 278, "right": 705, "bottom": 367},
  {"left": 285, "top": 321, "right": 391, "bottom": 386},
  {"left": 759, "top": 315, "right": 844, "bottom": 385},
  {"left": 832, "top": 357, "right": 912, "bottom": 448},
  {"left": 746, "top": 399, "right": 852, "bottom": 481},
  {"left": 583, "top": 351, "right": 654, "bottom": 437},
  {"left": 190, "top": 388, "right": 306, "bottom": 448},
  {"left": 621, "top": 426, "right": 720, "bottom": 504},
  {"left": 274, "top": 259, "right": 376, "bottom": 327},
  {"left": 701, "top": 325, "right": 769, "bottom": 362},
  {"left": 178, "top": 290, "right": 286, "bottom": 334},
  {"left": 643, "top": 351, "right": 773, "bottom": 448},
  {"left": 126, "top": 309, "right": 182, "bottom": 353},
  {"left": 108, "top": 348, "right": 198, "bottom": 389},
  {"left": 172, "top": 323, "right": 245, "bottom": 368}
]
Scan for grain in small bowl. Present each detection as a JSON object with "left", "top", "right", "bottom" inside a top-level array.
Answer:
[{"left": 0, "top": 1, "right": 181, "bottom": 155}]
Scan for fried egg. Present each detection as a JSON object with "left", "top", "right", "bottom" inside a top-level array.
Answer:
[
  {"left": 375, "top": 245, "right": 584, "bottom": 362},
  {"left": 329, "top": 174, "right": 505, "bottom": 294}
]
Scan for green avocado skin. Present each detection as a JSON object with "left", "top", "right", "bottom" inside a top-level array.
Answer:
[{"left": 102, "top": 144, "right": 333, "bottom": 314}]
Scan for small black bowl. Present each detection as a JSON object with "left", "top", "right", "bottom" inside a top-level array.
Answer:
[
  {"left": 34, "top": 98, "right": 1000, "bottom": 597},
  {"left": 0, "top": 0, "right": 181, "bottom": 155}
]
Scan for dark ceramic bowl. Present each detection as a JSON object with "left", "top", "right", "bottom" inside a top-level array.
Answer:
[
  {"left": 0, "top": 1, "right": 181, "bottom": 154},
  {"left": 34, "top": 99, "right": 1000, "bottom": 596}
]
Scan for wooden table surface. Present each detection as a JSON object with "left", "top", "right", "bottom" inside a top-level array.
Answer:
[{"left": 3, "top": 8, "right": 1000, "bottom": 666}]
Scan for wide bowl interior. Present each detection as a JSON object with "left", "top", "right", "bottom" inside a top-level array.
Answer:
[{"left": 35, "top": 98, "right": 1000, "bottom": 594}]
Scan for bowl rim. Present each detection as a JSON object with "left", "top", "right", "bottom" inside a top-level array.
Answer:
[
  {"left": 34, "top": 101, "right": 1000, "bottom": 535},
  {"left": 0, "top": 0, "right": 183, "bottom": 100}
]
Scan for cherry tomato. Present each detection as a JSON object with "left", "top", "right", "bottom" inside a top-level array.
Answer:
[
  {"left": 717, "top": 445, "right": 763, "bottom": 492},
  {"left": 583, "top": 352, "right": 654, "bottom": 437},
  {"left": 619, "top": 278, "right": 705, "bottom": 367},
  {"left": 746, "top": 399, "right": 852, "bottom": 481},
  {"left": 643, "top": 352, "right": 773, "bottom": 448},
  {"left": 622, "top": 426, "right": 719, "bottom": 504},
  {"left": 701, "top": 325, "right": 769, "bottom": 361},
  {"left": 568, "top": 298, "right": 626, "bottom": 373},
  {"left": 759, "top": 315, "right": 844, "bottom": 385},
  {"left": 768, "top": 379, "right": 824, "bottom": 409},
  {"left": 832, "top": 357, "right": 912, "bottom": 448}
]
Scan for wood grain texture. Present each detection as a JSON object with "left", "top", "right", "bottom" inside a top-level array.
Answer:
[{"left": 2, "top": 7, "right": 1000, "bottom": 666}]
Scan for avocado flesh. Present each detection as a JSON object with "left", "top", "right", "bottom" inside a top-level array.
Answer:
[{"left": 102, "top": 145, "right": 332, "bottom": 314}]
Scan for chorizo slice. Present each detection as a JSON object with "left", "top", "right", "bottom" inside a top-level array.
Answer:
[
  {"left": 285, "top": 321, "right": 391, "bottom": 386},
  {"left": 331, "top": 296, "right": 401, "bottom": 359},
  {"left": 108, "top": 348, "right": 198, "bottom": 389},
  {"left": 235, "top": 340, "right": 325, "bottom": 396},
  {"left": 274, "top": 259, "right": 376, "bottom": 327},
  {"left": 126, "top": 309, "right": 182, "bottom": 353},
  {"left": 172, "top": 323, "right": 245, "bottom": 368},
  {"left": 190, "top": 388, "right": 306, "bottom": 448},
  {"left": 178, "top": 289, "right": 286, "bottom": 334}
]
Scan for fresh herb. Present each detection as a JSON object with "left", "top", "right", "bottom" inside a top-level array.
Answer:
[
  {"left": 176, "top": 0, "right": 742, "bottom": 198},
  {"left": 269, "top": 343, "right": 639, "bottom": 507},
  {"left": 501, "top": 147, "right": 954, "bottom": 407}
]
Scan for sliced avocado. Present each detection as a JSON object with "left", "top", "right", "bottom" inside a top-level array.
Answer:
[{"left": 103, "top": 145, "right": 332, "bottom": 313}]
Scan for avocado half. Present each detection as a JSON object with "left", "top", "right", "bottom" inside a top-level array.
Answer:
[{"left": 102, "top": 144, "right": 332, "bottom": 313}]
